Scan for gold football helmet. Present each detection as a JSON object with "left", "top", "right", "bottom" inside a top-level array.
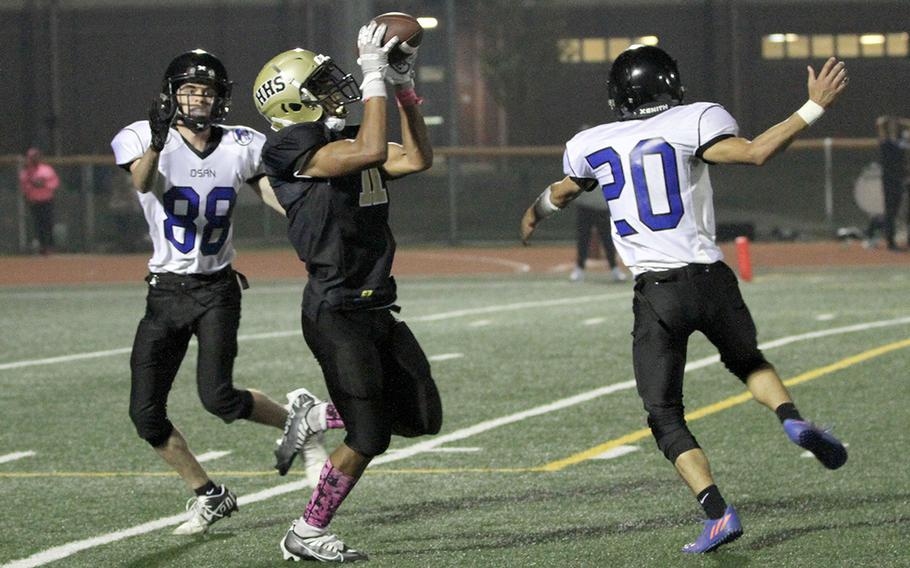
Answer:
[{"left": 253, "top": 48, "right": 361, "bottom": 131}]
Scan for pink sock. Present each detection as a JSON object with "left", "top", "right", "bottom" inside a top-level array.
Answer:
[
  {"left": 303, "top": 459, "right": 358, "bottom": 529},
  {"left": 325, "top": 404, "right": 345, "bottom": 429}
]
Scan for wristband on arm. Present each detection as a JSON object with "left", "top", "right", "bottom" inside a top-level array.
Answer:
[
  {"left": 795, "top": 100, "right": 825, "bottom": 126},
  {"left": 360, "top": 71, "right": 387, "bottom": 101},
  {"left": 533, "top": 187, "right": 562, "bottom": 220},
  {"left": 395, "top": 87, "right": 423, "bottom": 107}
]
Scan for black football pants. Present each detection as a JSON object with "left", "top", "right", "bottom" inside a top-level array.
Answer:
[
  {"left": 129, "top": 268, "right": 253, "bottom": 447},
  {"left": 631, "top": 261, "right": 769, "bottom": 463},
  {"left": 302, "top": 306, "right": 443, "bottom": 458}
]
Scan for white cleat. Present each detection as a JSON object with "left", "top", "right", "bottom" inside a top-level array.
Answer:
[
  {"left": 569, "top": 267, "right": 585, "bottom": 282},
  {"left": 611, "top": 266, "right": 629, "bottom": 282},
  {"left": 280, "top": 523, "right": 369, "bottom": 563},
  {"left": 172, "top": 485, "right": 238, "bottom": 535},
  {"left": 276, "top": 388, "right": 329, "bottom": 486}
]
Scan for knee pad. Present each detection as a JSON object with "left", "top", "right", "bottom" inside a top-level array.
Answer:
[
  {"left": 129, "top": 404, "right": 173, "bottom": 448},
  {"left": 200, "top": 387, "right": 254, "bottom": 423},
  {"left": 646, "top": 405, "right": 700, "bottom": 463}
]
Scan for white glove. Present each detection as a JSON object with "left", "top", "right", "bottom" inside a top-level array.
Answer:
[
  {"left": 384, "top": 44, "right": 418, "bottom": 90},
  {"left": 357, "top": 21, "right": 399, "bottom": 99}
]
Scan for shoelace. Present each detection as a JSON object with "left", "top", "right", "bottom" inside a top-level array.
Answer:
[
  {"left": 308, "top": 532, "right": 345, "bottom": 552},
  {"left": 184, "top": 490, "right": 229, "bottom": 522}
]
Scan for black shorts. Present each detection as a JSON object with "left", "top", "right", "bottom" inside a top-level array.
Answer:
[
  {"left": 128, "top": 266, "right": 253, "bottom": 446},
  {"left": 631, "top": 262, "right": 769, "bottom": 415},
  {"left": 302, "top": 305, "right": 443, "bottom": 457}
]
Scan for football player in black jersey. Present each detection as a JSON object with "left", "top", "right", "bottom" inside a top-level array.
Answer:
[{"left": 254, "top": 22, "right": 440, "bottom": 562}]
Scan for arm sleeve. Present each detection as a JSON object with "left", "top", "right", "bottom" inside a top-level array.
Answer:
[
  {"left": 111, "top": 121, "right": 151, "bottom": 167},
  {"left": 695, "top": 105, "right": 739, "bottom": 162},
  {"left": 261, "top": 123, "right": 330, "bottom": 181}
]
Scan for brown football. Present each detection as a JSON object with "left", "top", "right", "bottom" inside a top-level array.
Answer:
[{"left": 374, "top": 12, "right": 423, "bottom": 64}]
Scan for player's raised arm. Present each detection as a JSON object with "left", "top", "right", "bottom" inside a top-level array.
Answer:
[
  {"left": 128, "top": 94, "right": 178, "bottom": 193},
  {"left": 301, "top": 23, "right": 397, "bottom": 178},
  {"left": 702, "top": 57, "right": 848, "bottom": 166},
  {"left": 381, "top": 41, "right": 433, "bottom": 178},
  {"left": 520, "top": 176, "right": 590, "bottom": 244}
]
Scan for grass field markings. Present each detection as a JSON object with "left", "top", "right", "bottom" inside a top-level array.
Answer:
[
  {"left": 406, "top": 251, "right": 531, "bottom": 273},
  {"left": 583, "top": 317, "right": 606, "bottom": 326},
  {"left": 195, "top": 450, "right": 232, "bottom": 463},
  {"left": 468, "top": 319, "right": 493, "bottom": 327},
  {"left": 815, "top": 313, "right": 836, "bottom": 321},
  {"left": 0, "top": 451, "right": 35, "bottom": 464},
  {"left": 537, "top": 337, "right": 910, "bottom": 472},
  {"left": 591, "top": 446, "right": 640, "bottom": 460},
  {"left": 411, "top": 292, "right": 631, "bottom": 322},
  {"left": 428, "top": 353, "right": 464, "bottom": 362},
  {"left": 5, "top": 321, "right": 910, "bottom": 566},
  {"left": 386, "top": 447, "right": 482, "bottom": 455},
  {"left": 0, "top": 292, "right": 633, "bottom": 372}
]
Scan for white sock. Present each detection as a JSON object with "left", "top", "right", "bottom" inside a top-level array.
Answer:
[{"left": 293, "top": 518, "right": 326, "bottom": 538}]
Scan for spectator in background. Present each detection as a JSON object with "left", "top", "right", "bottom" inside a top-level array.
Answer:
[
  {"left": 571, "top": 187, "right": 627, "bottom": 282},
  {"left": 18, "top": 147, "right": 60, "bottom": 255},
  {"left": 876, "top": 115, "right": 909, "bottom": 251}
]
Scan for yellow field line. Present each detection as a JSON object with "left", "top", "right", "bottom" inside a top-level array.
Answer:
[
  {"left": 536, "top": 337, "right": 910, "bottom": 472},
  {"left": 4, "top": 338, "right": 908, "bottom": 480}
]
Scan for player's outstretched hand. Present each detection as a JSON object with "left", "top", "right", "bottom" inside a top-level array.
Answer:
[
  {"left": 357, "top": 21, "right": 398, "bottom": 78},
  {"left": 808, "top": 57, "right": 848, "bottom": 109},
  {"left": 520, "top": 206, "right": 538, "bottom": 245},
  {"left": 148, "top": 93, "right": 177, "bottom": 152},
  {"left": 385, "top": 45, "right": 418, "bottom": 87}
]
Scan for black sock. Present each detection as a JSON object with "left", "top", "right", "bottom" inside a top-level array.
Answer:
[
  {"left": 696, "top": 485, "right": 728, "bottom": 520},
  {"left": 194, "top": 480, "right": 217, "bottom": 496},
  {"left": 775, "top": 402, "right": 803, "bottom": 424}
]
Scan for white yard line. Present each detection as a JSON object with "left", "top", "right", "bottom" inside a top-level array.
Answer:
[
  {"left": 3, "top": 312, "right": 910, "bottom": 565},
  {"left": 583, "top": 317, "right": 606, "bottom": 326},
  {"left": 407, "top": 252, "right": 531, "bottom": 273},
  {"left": 428, "top": 353, "right": 464, "bottom": 362},
  {"left": 592, "top": 445, "right": 640, "bottom": 460},
  {"left": 0, "top": 451, "right": 35, "bottom": 464},
  {"left": 0, "top": 293, "right": 631, "bottom": 372},
  {"left": 468, "top": 319, "right": 493, "bottom": 328},
  {"left": 194, "top": 451, "right": 231, "bottom": 464}
]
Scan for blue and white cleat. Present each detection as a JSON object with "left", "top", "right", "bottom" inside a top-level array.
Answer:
[
  {"left": 783, "top": 419, "right": 847, "bottom": 470},
  {"left": 681, "top": 505, "right": 743, "bottom": 553}
]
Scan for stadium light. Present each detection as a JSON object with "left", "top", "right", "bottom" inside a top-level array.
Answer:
[
  {"left": 860, "top": 34, "right": 885, "bottom": 45},
  {"left": 768, "top": 33, "right": 799, "bottom": 43},
  {"left": 417, "top": 17, "right": 438, "bottom": 29},
  {"left": 637, "top": 35, "right": 659, "bottom": 46}
]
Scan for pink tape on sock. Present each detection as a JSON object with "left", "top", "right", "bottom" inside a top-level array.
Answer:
[
  {"left": 395, "top": 88, "right": 424, "bottom": 107},
  {"left": 325, "top": 404, "right": 345, "bottom": 429},
  {"left": 303, "top": 460, "right": 358, "bottom": 529}
]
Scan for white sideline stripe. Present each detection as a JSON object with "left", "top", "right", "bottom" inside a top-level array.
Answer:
[
  {"left": 583, "top": 317, "right": 606, "bottom": 326},
  {"left": 428, "top": 353, "right": 464, "bottom": 362},
  {"left": 0, "top": 293, "right": 632, "bottom": 372},
  {"left": 4, "top": 318, "right": 910, "bottom": 566},
  {"left": 387, "top": 447, "right": 481, "bottom": 454},
  {"left": 0, "top": 451, "right": 35, "bottom": 464},
  {"left": 195, "top": 451, "right": 231, "bottom": 463},
  {"left": 407, "top": 252, "right": 531, "bottom": 273},
  {"left": 592, "top": 445, "right": 640, "bottom": 460},
  {"left": 815, "top": 313, "right": 836, "bottom": 321},
  {"left": 469, "top": 319, "right": 493, "bottom": 327}
]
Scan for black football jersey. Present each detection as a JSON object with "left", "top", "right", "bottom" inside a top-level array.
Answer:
[{"left": 262, "top": 122, "right": 397, "bottom": 317}]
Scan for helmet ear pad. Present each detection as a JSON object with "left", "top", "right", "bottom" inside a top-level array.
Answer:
[{"left": 607, "top": 45, "right": 684, "bottom": 120}]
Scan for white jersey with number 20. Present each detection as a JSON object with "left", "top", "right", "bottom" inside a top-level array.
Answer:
[
  {"left": 563, "top": 103, "right": 739, "bottom": 276},
  {"left": 111, "top": 121, "right": 265, "bottom": 275}
]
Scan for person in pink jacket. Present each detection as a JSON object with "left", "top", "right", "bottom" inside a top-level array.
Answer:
[{"left": 18, "top": 148, "right": 60, "bottom": 254}]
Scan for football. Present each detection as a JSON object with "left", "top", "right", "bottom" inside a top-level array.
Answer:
[{"left": 373, "top": 12, "right": 423, "bottom": 64}]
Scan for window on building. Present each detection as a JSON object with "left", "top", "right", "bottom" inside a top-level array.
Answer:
[
  {"left": 558, "top": 36, "right": 659, "bottom": 63},
  {"left": 762, "top": 32, "right": 908, "bottom": 59}
]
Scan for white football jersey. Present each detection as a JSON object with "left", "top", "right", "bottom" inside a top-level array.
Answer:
[
  {"left": 563, "top": 103, "right": 739, "bottom": 275},
  {"left": 111, "top": 121, "right": 265, "bottom": 275}
]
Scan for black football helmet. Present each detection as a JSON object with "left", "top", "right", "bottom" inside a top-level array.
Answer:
[
  {"left": 607, "top": 45, "right": 685, "bottom": 121},
  {"left": 162, "top": 49, "right": 232, "bottom": 131}
]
